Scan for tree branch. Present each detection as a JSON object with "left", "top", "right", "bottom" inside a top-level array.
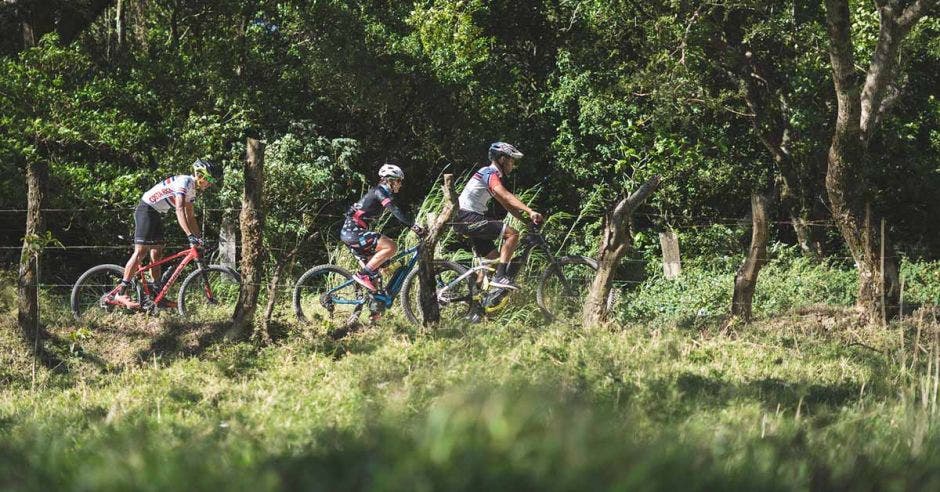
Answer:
[
  {"left": 898, "top": 0, "right": 938, "bottom": 33},
  {"left": 824, "top": 0, "right": 859, "bottom": 105},
  {"left": 860, "top": 0, "right": 934, "bottom": 139}
]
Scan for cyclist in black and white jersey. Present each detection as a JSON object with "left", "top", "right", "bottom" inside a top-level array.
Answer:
[
  {"left": 454, "top": 142, "right": 543, "bottom": 290},
  {"left": 341, "top": 163, "right": 425, "bottom": 292},
  {"left": 113, "top": 159, "right": 222, "bottom": 307}
]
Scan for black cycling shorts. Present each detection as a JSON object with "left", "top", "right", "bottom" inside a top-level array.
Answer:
[
  {"left": 133, "top": 201, "right": 164, "bottom": 245},
  {"left": 452, "top": 209, "right": 505, "bottom": 257},
  {"left": 339, "top": 219, "right": 382, "bottom": 262}
]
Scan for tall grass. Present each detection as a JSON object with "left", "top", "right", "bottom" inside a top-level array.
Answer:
[
  {"left": 5, "top": 225, "right": 940, "bottom": 489},
  {"left": 4, "top": 305, "right": 940, "bottom": 490}
]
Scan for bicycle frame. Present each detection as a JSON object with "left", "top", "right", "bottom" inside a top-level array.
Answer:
[
  {"left": 434, "top": 226, "right": 566, "bottom": 302},
  {"left": 326, "top": 244, "right": 422, "bottom": 309},
  {"left": 105, "top": 246, "right": 208, "bottom": 307}
]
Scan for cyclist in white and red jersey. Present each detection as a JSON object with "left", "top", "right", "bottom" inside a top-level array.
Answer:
[
  {"left": 454, "top": 142, "right": 543, "bottom": 290},
  {"left": 113, "top": 158, "right": 222, "bottom": 307}
]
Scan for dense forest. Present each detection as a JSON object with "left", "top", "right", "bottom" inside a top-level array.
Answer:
[
  {"left": 1, "top": 1, "right": 940, "bottom": 489},
  {"left": 2, "top": 0, "right": 938, "bottom": 307}
]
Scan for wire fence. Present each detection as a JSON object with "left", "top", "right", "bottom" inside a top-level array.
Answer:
[{"left": 1, "top": 206, "right": 935, "bottom": 326}]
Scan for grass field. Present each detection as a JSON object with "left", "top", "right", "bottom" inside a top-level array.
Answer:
[{"left": 2, "top": 259, "right": 940, "bottom": 490}]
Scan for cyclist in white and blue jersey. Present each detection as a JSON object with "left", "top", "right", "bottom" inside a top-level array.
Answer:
[{"left": 454, "top": 142, "right": 543, "bottom": 290}]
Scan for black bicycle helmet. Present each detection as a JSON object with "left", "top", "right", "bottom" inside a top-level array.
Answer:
[{"left": 193, "top": 158, "right": 223, "bottom": 182}]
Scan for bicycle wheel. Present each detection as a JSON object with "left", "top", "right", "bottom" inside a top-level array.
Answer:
[
  {"left": 293, "top": 265, "right": 366, "bottom": 326},
  {"left": 537, "top": 255, "right": 609, "bottom": 321},
  {"left": 177, "top": 266, "right": 242, "bottom": 323},
  {"left": 401, "top": 260, "right": 475, "bottom": 326},
  {"left": 70, "top": 264, "right": 142, "bottom": 321}
]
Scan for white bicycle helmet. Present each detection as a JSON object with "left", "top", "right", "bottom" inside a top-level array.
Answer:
[
  {"left": 489, "top": 142, "right": 523, "bottom": 161},
  {"left": 378, "top": 163, "right": 405, "bottom": 180}
]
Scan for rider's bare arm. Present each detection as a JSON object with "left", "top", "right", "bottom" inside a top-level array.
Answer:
[
  {"left": 175, "top": 200, "right": 199, "bottom": 237},
  {"left": 491, "top": 183, "right": 542, "bottom": 223}
]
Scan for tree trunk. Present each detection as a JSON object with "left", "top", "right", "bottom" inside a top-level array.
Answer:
[
  {"left": 416, "top": 174, "right": 458, "bottom": 327},
  {"left": 17, "top": 159, "right": 47, "bottom": 341},
  {"left": 730, "top": 194, "right": 770, "bottom": 322},
  {"left": 20, "top": 1, "right": 54, "bottom": 48},
  {"left": 13, "top": 0, "right": 113, "bottom": 50},
  {"left": 822, "top": 0, "right": 930, "bottom": 322},
  {"left": 259, "top": 253, "right": 290, "bottom": 344},
  {"left": 229, "top": 138, "right": 265, "bottom": 340},
  {"left": 583, "top": 175, "right": 661, "bottom": 326}
]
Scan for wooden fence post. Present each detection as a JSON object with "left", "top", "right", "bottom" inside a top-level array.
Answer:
[
  {"left": 229, "top": 138, "right": 265, "bottom": 340},
  {"left": 416, "top": 174, "right": 458, "bottom": 327},
  {"left": 18, "top": 159, "right": 47, "bottom": 344},
  {"left": 219, "top": 217, "right": 238, "bottom": 271},
  {"left": 659, "top": 230, "right": 681, "bottom": 280}
]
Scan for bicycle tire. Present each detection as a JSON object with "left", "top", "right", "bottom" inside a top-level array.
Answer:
[
  {"left": 177, "top": 265, "right": 242, "bottom": 322},
  {"left": 292, "top": 264, "right": 365, "bottom": 324},
  {"left": 70, "top": 264, "right": 142, "bottom": 321},
  {"left": 537, "top": 255, "right": 613, "bottom": 321},
  {"left": 401, "top": 260, "right": 475, "bottom": 326}
]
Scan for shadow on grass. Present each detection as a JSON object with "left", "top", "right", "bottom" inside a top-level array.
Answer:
[
  {"left": 5, "top": 316, "right": 114, "bottom": 381},
  {"left": 640, "top": 372, "right": 865, "bottom": 421},
  {"left": 135, "top": 319, "right": 231, "bottom": 363}
]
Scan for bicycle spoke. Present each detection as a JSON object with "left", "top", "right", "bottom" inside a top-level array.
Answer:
[
  {"left": 179, "top": 267, "right": 240, "bottom": 323},
  {"left": 539, "top": 258, "right": 597, "bottom": 321},
  {"left": 294, "top": 265, "right": 365, "bottom": 327},
  {"left": 71, "top": 264, "right": 141, "bottom": 322},
  {"left": 402, "top": 261, "right": 475, "bottom": 325}
]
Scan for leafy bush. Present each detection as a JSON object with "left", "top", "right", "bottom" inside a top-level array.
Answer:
[
  {"left": 618, "top": 245, "right": 859, "bottom": 321},
  {"left": 899, "top": 260, "right": 940, "bottom": 307}
]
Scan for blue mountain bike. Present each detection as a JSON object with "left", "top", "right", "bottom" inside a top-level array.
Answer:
[{"left": 292, "top": 243, "right": 475, "bottom": 327}]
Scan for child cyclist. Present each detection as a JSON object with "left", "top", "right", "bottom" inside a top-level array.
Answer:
[
  {"left": 113, "top": 158, "right": 222, "bottom": 308},
  {"left": 341, "top": 162, "right": 425, "bottom": 292}
]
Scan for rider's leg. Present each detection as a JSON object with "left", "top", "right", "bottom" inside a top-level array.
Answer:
[
  {"left": 366, "top": 236, "right": 397, "bottom": 273},
  {"left": 495, "top": 225, "right": 519, "bottom": 279},
  {"left": 149, "top": 246, "right": 164, "bottom": 284},
  {"left": 477, "top": 249, "right": 499, "bottom": 285},
  {"left": 115, "top": 244, "right": 149, "bottom": 306},
  {"left": 123, "top": 244, "right": 149, "bottom": 284},
  {"left": 352, "top": 235, "right": 396, "bottom": 292}
]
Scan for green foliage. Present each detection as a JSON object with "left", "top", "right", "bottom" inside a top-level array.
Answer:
[
  {"left": 2, "top": 0, "right": 938, "bottom": 261},
  {"left": 406, "top": 0, "right": 492, "bottom": 84},
  {"left": 260, "top": 131, "right": 364, "bottom": 240},
  {"left": 619, "top": 245, "right": 860, "bottom": 321},
  {"left": 900, "top": 260, "right": 940, "bottom": 306}
]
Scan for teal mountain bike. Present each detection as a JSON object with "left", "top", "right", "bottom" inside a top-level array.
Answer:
[{"left": 292, "top": 242, "right": 475, "bottom": 327}]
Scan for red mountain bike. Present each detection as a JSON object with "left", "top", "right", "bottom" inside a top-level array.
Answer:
[{"left": 70, "top": 244, "right": 241, "bottom": 323}]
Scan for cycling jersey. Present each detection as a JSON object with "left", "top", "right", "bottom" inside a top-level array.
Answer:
[
  {"left": 345, "top": 184, "right": 413, "bottom": 228},
  {"left": 141, "top": 175, "right": 197, "bottom": 213},
  {"left": 458, "top": 164, "right": 503, "bottom": 214},
  {"left": 340, "top": 184, "right": 414, "bottom": 260}
]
